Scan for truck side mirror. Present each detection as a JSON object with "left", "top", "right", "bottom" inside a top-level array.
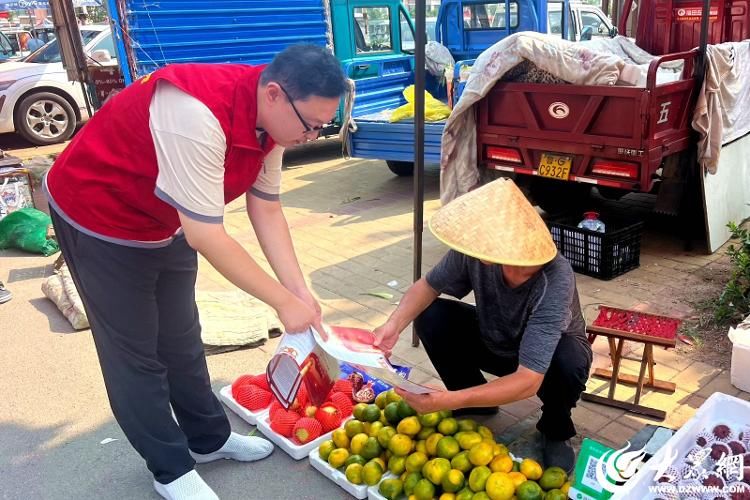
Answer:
[{"left": 609, "top": 26, "right": 619, "bottom": 37}]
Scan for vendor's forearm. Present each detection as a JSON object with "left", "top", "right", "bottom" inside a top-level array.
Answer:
[
  {"left": 247, "top": 196, "right": 308, "bottom": 293},
  {"left": 450, "top": 370, "right": 542, "bottom": 410},
  {"left": 389, "top": 278, "right": 439, "bottom": 332}
]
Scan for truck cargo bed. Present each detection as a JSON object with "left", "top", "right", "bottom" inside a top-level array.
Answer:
[{"left": 348, "top": 118, "right": 445, "bottom": 164}]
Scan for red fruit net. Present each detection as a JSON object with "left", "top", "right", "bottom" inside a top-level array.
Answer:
[
  {"left": 332, "top": 379, "right": 353, "bottom": 395},
  {"left": 315, "top": 404, "right": 342, "bottom": 432},
  {"left": 235, "top": 385, "right": 272, "bottom": 412},
  {"left": 330, "top": 392, "right": 354, "bottom": 417},
  {"left": 248, "top": 374, "right": 271, "bottom": 392},
  {"left": 269, "top": 399, "right": 285, "bottom": 420},
  {"left": 231, "top": 374, "right": 255, "bottom": 399},
  {"left": 592, "top": 306, "right": 681, "bottom": 340},
  {"left": 293, "top": 417, "right": 323, "bottom": 444},
  {"left": 292, "top": 385, "right": 309, "bottom": 410},
  {"left": 270, "top": 410, "right": 301, "bottom": 438}
]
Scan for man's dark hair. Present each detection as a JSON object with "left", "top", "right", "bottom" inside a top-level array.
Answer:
[{"left": 261, "top": 44, "right": 347, "bottom": 101}]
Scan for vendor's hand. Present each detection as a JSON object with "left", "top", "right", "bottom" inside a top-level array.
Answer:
[
  {"left": 373, "top": 321, "right": 400, "bottom": 357},
  {"left": 276, "top": 294, "right": 318, "bottom": 335},
  {"left": 395, "top": 387, "right": 451, "bottom": 414}
]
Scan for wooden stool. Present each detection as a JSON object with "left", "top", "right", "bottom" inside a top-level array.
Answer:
[{"left": 581, "top": 306, "right": 681, "bottom": 421}]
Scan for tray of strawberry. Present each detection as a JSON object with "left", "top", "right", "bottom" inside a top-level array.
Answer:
[
  {"left": 255, "top": 378, "right": 357, "bottom": 460},
  {"left": 219, "top": 373, "right": 274, "bottom": 425}
]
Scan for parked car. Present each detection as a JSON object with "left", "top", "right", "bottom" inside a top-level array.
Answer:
[
  {"left": 0, "top": 25, "right": 115, "bottom": 145},
  {"left": 547, "top": 1, "right": 617, "bottom": 40},
  {"left": 401, "top": 17, "right": 438, "bottom": 51}
]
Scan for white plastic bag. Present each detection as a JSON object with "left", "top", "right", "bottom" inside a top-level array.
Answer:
[{"left": 425, "top": 41, "right": 455, "bottom": 82}]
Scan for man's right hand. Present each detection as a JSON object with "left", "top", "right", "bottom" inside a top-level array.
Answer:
[
  {"left": 277, "top": 294, "right": 318, "bottom": 334},
  {"left": 373, "top": 320, "right": 401, "bottom": 357}
]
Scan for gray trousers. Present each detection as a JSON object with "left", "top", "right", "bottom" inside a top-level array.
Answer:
[{"left": 50, "top": 208, "right": 231, "bottom": 484}]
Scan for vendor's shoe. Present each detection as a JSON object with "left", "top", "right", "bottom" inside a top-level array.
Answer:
[
  {"left": 190, "top": 432, "right": 273, "bottom": 464},
  {"left": 0, "top": 281, "right": 11, "bottom": 304},
  {"left": 541, "top": 435, "right": 576, "bottom": 476},
  {"left": 452, "top": 406, "right": 499, "bottom": 417},
  {"left": 154, "top": 470, "right": 218, "bottom": 500}
]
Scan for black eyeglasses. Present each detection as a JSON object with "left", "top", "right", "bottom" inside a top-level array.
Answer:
[{"left": 277, "top": 84, "right": 326, "bottom": 134}]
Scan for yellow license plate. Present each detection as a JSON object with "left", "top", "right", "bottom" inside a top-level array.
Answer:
[{"left": 538, "top": 153, "right": 572, "bottom": 180}]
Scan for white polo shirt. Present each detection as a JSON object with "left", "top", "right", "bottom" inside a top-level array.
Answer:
[{"left": 149, "top": 80, "right": 284, "bottom": 223}]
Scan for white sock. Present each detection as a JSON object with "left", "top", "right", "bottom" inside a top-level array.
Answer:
[
  {"left": 153, "top": 470, "right": 218, "bottom": 500},
  {"left": 190, "top": 432, "right": 273, "bottom": 464}
]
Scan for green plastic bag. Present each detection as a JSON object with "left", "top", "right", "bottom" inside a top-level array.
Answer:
[{"left": 0, "top": 208, "right": 59, "bottom": 256}]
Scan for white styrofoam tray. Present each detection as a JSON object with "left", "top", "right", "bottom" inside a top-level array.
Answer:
[
  {"left": 256, "top": 413, "right": 342, "bottom": 460},
  {"left": 218, "top": 384, "right": 269, "bottom": 426},
  {"left": 613, "top": 392, "right": 750, "bottom": 499},
  {"left": 309, "top": 447, "right": 370, "bottom": 499}
]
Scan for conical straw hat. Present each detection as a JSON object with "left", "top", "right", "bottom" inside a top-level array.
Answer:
[{"left": 429, "top": 179, "right": 557, "bottom": 266}]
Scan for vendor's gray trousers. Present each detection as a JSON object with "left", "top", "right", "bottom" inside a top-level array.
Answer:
[
  {"left": 415, "top": 298, "right": 592, "bottom": 441},
  {"left": 50, "top": 208, "right": 231, "bottom": 484}
]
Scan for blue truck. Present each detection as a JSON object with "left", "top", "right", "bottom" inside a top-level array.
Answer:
[{"left": 347, "top": 0, "right": 615, "bottom": 176}]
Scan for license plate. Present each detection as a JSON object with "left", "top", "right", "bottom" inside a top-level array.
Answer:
[{"left": 538, "top": 153, "right": 572, "bottom": 180}]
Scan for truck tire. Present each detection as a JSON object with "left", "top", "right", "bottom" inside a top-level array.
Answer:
[
  {"left": 386, "top": 161, "right": 414, "bottom": 177},
  {"left": 15, "top": 91, "right": 77, "bottom": 146},
  {"left": 529, "top": 178, "right": 592, "bottom": 217}
]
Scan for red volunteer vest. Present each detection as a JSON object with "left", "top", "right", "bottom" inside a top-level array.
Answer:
[{"left": 46, "top": 63, "right": 275, "bottom": 242}]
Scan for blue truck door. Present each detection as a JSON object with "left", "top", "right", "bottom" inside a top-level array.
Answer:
[
  {"left": 335, "top": 0, "right": 416, "bottom": 118},
  {"left": 436, "top": 0, "right": 547, "bottom": 60}
]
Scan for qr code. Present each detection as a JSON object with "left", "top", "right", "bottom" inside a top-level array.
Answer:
[{"left": 581, "top": 456, "right": 603, "bottom": 493}]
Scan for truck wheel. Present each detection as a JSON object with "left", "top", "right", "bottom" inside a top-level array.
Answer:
[
  {"left": 386, "top": 161, "right": 414, "bottom": 177},
  {"left": 529, "top": 178, "right": 592, "bottom": 217},
  {"left": 15, "top": 91, "right": 77, "bottom": 145}
]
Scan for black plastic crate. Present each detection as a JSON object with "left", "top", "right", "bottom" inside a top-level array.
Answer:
[{"left": 547, "top": 216, "right": 644, "bottom": 280}]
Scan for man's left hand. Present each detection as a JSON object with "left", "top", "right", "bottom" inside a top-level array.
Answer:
[{"left": 394, "top": 387, "right": 452, "bottom": 414}]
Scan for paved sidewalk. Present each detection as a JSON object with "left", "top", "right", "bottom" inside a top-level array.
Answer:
[{"left": 1, "top": 139, "right": 746, "bottom": 498}]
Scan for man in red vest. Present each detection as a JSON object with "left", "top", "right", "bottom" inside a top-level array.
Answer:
[{"left": 45, "top": 44, "right": 348, "bottom": 500}]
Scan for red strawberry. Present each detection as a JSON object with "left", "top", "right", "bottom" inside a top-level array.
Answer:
[
  {"left": 231, "top": 374, "right": 255, "bottom": 399},
  {"left": 330, "top": 392, "right": 353, "bottom": 417},
  {"left": 270, "top": 409, "right": 300, "bottom": 438},
  {"left": 235, "top": 385, "right": 272, "bottom": 412},
  {"left": 269, "top": 399, "right": 285, "bottom": 420},
  {"left": 332, "top": 379, "right": 353, "bottom": 395},
  {"left": 293, "top": 417, "right": 322, "bottom": 445},
  {"left": 248, "top": 374, "right": 270, "bottom": 392},
  {"left": 315, "top": 403, "right": 342, "bottom": 432}
]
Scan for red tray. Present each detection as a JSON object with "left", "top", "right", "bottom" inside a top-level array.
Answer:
[{"left": 592, "top": 306, "right": 681, "bottom": 340}]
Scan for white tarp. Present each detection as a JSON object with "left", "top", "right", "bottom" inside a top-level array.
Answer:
[
  {"left": 692, "top": 41, "right": 750, "bottom": 174},
  {"left": 439, "top": 32, "right": 685, "bottom": 204}
]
